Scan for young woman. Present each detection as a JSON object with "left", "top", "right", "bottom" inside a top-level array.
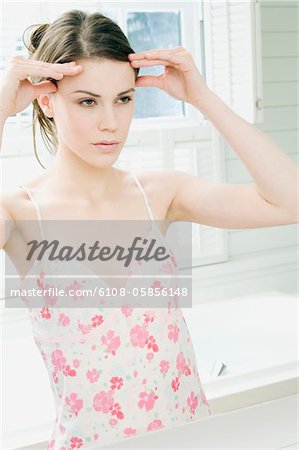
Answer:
[{"left": 1, "top": 9, "right": 297, "bottom": 450}]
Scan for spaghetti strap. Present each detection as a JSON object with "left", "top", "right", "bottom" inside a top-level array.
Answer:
[
  {"left": 18, "top": 184, "right": 46, "bottom": 241},
  {"left": 18, "top": 173, "right": 154, "bottom": 241},
  {"left": 131, "top": 171, "right": 155, "bottom": 222}
]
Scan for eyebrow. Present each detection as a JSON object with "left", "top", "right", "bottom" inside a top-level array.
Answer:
[{"left": 70, "top": 88, "right": 135, "bottom": 97}]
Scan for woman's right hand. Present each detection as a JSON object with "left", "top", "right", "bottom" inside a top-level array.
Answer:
[{"left": 0, "top": 55, "right": 82, "bottom": 119}]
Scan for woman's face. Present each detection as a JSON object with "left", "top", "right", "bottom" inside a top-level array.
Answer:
[{"left": 41, "top": 58, "right": 136, "bottom": 167}]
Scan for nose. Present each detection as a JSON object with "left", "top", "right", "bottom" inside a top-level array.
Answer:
[{"left": 97, "top": 105, "right": 118, "bottom": 131}]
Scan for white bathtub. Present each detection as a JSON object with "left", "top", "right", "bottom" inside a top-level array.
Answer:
[
  {"left": 182, "top": 289, "right": 298, "bottom": 413},
  {"left": 3, "top": 290, "right": 298, "bottom": 449}
]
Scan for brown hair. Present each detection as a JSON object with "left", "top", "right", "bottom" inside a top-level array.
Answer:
[{"left": 23, "top": 9, "right": 139, "bottom": 169}]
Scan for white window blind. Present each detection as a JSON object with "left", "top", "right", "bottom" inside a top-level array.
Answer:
[{"left": 203, "top": 0, "right": 263, "bottom": 124}]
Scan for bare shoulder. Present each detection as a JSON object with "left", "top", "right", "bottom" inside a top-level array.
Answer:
[
  {"left": 2, "top": 188, "right": 31, "bottom": 222},
  {"left": 133, "top": 169, "right": 183, "bottom": 220},
  {"left": 1, "top": 191, "right": 22, "bottom": 249}
]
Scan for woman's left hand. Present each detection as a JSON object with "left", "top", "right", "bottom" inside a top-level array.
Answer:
[{"left": 128, "top": 46, "right": 209, "bottom": 106}]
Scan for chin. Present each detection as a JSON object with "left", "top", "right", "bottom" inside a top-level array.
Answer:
[{"left": 88, "top": 154, "right": 120, "bottom": 168}]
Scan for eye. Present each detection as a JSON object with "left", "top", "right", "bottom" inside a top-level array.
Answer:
[
  {"left": 117, "top": 96, "right": 133, "bottom": 104},
  {"left": 78, "top": 96, "right": 133, "bottom": 107},
  {"left": 79, "top": 99, "right": 95, "bottom": 107}
]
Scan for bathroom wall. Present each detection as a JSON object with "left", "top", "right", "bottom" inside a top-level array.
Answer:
[{"left": 192, "top": 0, "right": 298, "bottom": 304}]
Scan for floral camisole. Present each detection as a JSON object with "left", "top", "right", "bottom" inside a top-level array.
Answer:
[{"left": 18, "top": 171, "right": 212, "bottom": 449}]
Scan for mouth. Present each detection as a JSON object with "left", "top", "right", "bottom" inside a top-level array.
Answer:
[{"left": 92, "top": 141, "right": 120, "bottom": 152}]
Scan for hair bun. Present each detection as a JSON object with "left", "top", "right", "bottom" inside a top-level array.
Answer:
[{"left": 23, "top": 23, "right": 50, "bottom": 55}]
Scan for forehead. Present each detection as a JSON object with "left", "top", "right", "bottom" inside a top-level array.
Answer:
[{"left": 58, "top": 58, "right": 135, "bottom": 95}]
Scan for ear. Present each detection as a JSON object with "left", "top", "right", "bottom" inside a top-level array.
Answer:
[{"left": 37, "top": 94, "right": 54, "bottom": 118}]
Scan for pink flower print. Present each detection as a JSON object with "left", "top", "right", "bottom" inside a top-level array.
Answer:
[
  {"left": 110, "top": 402, "right": 124, "bottom": 420},
  {"left": 69, "top": 436, "right": 84, "bottom": 449},
  {"left": 170, "top": 251, "right": 178, "bottom": 267},
  {"left": 184, "top": 365, "right": 191, "bottom": 376},
  {"left": 176, "top": 352, "right": 186, "bottom": 371},
  {"left": 121, "top": 306, "right": 133, "bottom": 317},
  {"left": 37, "top": 271, "right": 44, "bottom": 286},
  {"left": 63, "top": 365, "right": 76, "bottom": 377},
  {"left": 73, "top": 359, "right": 80, "bottom": 368},
  {"left": 52, "top": 371, "right": 59, "bottom": 384},
  {"left": 162, "top": 260, "right": 175, "bottom": 274},
  {"left": 110, "top": 376, "right": 123, "bottom": 391},
  {"left": 59, "top": 313, "right": 70, "bottom": 326},
  {"left": 130, "top": 324, "right": 149, "bottom": 348},
  {"left": 138, "top": 391, "right": 159, "bottom": 412},
  {"left": 147, "top": 419, "right": 164, "bottom": 431},
  {"left": 145, "top": 335, "right": 159, "bottom": 352},
  {"left": 43, "top": 286, "right": 57, "bottom": 307},
  {"left": 176, "top": 352, "right": 191, "bottom": 377},
  {"left": 133, "top": 370, "right": 138, "bottom": 378},
  {"left": 51, "top": 350, "right": 66, "bottom": 371},
  {"left": 187, "top": 391, "right": 198, "bottom": 415},
  {"left": 143, "top": 312, "right": 155, "bottom": 324},
  {"left": 47, "top": 439, "right": 55, "bottom": 449},
  {"left": 146, "top": 352, "right": 154, "bottom": 361},
  {"left": 91, "top": 314, "right": 104, "bottom": 327},
  {"left": 124, "top": 428, "right": 137, "bottom": 437},
  {"left": 93, "top": 433, "right": 99, "bottom": 441},
  {"left": 65, "top": 392, "right": 83, "bottom": 417},
  {"left": 160, "top": 360, "right": 169, "bottom": 374},
  {"left": 109, "top": 418, "right": 118, "bottom": 426},
  {"left": 168, "top": 323, "right": 180, "bottom": 343},
  {"left": 151, "top": 280, "right": 163, "bottom": 291},
  {"left": 93, "top": 390, "right": 114, "bottom": 413},
  {"left": 77, "top": 320, "right": 92, "bottom": 335},
  {"left": 37, "top": 275, "right": 57, "bottom": 307},
  {"left": 41, "top": 307, "right": 51, "bottom": 319},
  {"left": 86, "top": 369, "right": 100, "bottom": 383},
  {"left": 171, "top": 376, "right": 180, "bottom": 392},
  {"left": 66, "top": 281, "right": 84, "bottom": 301},
  {"left": 101, "top": 330, "right": 121, "bottom": 356}
]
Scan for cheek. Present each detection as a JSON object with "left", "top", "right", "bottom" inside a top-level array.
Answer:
[{"left": 66, "top": 108, "right": 94, "bottom": 134}]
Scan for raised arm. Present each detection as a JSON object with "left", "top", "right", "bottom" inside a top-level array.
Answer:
[
  {"left": 128, "top": 47, "right": 298, "bottom": 228},
  {"left": 0, "top": 55, "right": 82, "bottom": 249}
]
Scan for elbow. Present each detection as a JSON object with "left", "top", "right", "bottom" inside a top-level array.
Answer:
[{"left": 288, "top": 206, "right": 299, "bottom": 224}]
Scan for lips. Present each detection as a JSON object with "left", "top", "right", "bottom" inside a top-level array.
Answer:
[
  {"left": 92, "top": 141, "right": 120, "bottom": 152},
  {"left": 93, "top": 140, "right": 120, "bottom": 145}
]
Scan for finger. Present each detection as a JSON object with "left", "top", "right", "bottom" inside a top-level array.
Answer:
[
  {"left": 33, "top": 80, "right": 58, "bottom": 96},
  {"left": 129, "top": 52, "right": 172, "bottom": 60},
  {"left": 128, "top": 47, "right": 185, "bottom": 60},
  {"left": 131, "top": 53, "right": 186, "bottom": 69},
  {"left": 131, "top": 59, "right": 172, "bottom": 67},
  {"left": 135, "top": 75, "right": 164, "bottom": 89},
  {"left": 35, "top": 62, "right": 83, "bottom": 76},
  {"left": 14, "top": 56, "right": 82, "bottom": 73},
  {"left": 15, "top": 58, "right": 83, "bottom": 78}
]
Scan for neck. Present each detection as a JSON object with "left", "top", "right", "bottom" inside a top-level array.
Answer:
[{"left": 44, "top": 145, "right": 120, "bottom": 202}]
